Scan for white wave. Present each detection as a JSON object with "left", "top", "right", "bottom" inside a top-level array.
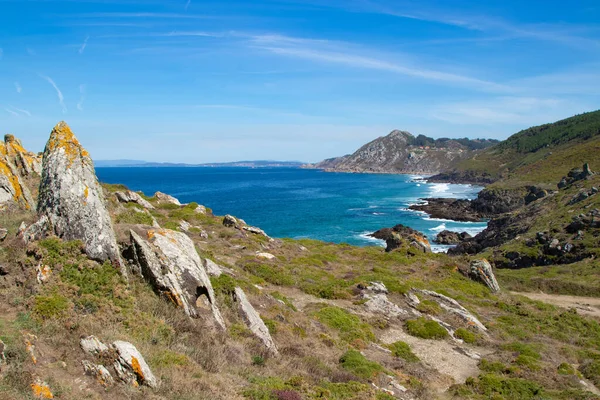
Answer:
[
  {"left": 429, "top": 223, "right": 446, "bottom": 232},
  {"left": 372, "top": 212, "right": 386, "bottom": 216},
  {"left": 358, "top": 232, "right": 386, "bottom": 247},
  {"left": 431, "top": 244, "right": 452, "bottom": 253},
  {"left": 416, "top": 183, "right": 421, "bottom": 187},
  {"left": 423, "top": 216, "right": 455, "bottom": 222},
  {"left": 429, "top": 183, "right": 450, "bottom": 194}
]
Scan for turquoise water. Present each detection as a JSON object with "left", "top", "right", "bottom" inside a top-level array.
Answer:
[{"left": 96, "top": 167, "right": 487, "bottom": 251}]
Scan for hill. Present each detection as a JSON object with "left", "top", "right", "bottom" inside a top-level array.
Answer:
[
  {"left": 431, "top": 110, "right": 600, "bottom": 187},
  {"left": 305, "top": 130, "right": 498, "bottom": 174}
]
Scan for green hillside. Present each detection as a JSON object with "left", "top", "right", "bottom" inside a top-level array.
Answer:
[{"left": 453, "top": 110, "right": 600, "bottom": 187}]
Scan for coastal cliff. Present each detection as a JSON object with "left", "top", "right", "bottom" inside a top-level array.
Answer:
[{"left": 305, "top": 130, "right": 497, "bottom": 174}]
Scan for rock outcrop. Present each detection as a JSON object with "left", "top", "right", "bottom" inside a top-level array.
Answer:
[
  {"left": 435, "top": 230, "right": 472, "bottom": 245},
  {"left": 2, "top": 134, "right": 42, "bottom": 176},
  {"left": 359, "top": 282, "right": 408, "bottom": 319},
  {"left": 0, "top": 140, "right": 36, "bottom": 209},
  {"left": 82, "top": 360, "right": 114, "bottom": 387},
  {"left": 468, "top": 259, "right": 500, "bottom": 293},
  {"left": 558, "top": 163, "right": 595, "bottom": 189},
  {"left": 154, "top": 191, "right": 182, "bottom": 206},
  {"left": 36, "top": 122, "right": 122, "bottom": 270},
  {"left": 370, "top": 224, "right": 431, "bottom": 253},
  {"left": 115, "top": 191, "right": 154, "bottom": 209},
  {"left": 234, "top": 287, "right": 278, "bottom": 355},
  {"left": 129, "top": 229, "right": 225, "bottom": 329}
]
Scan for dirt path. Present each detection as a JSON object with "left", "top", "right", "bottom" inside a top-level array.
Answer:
[{"left": 511, "top": 292, "right": 600, "bottom": 318}]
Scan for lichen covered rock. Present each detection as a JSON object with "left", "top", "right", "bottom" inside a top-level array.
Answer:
[
  {"left": 80, "top": 335, "right": 109, "bottom": 356},
  {"left": 370, "top": 224, "right": 431, "bottom": 253},
  {"left": 36, "top": 122, "right": 122, "bottom": 270},
  {"left": 469, "top": 259, "right": 500, "bottom": 293},
  {"left": 82, "top": 360, "right": 114, "bottom": 387},
  {"left": 129, "top": 229, "right": 225, "bottom": 329},
  {"left": 112, "top": 341, "right": 157, "bottom": 388},
  {"left": 2, "top": 134, "right": 42, "bottom": 176},
  {"left": 154, "top": 191, "right": 182, "bottom": 205},
  {"left": 115, "top": 191, "right": 154, "bottom": 209},
  {"left": 0, "top": 151, "right": 35, "bottom": 209},
  {"left": 235, "top": 287, "right": 278, "bottom": 355}
]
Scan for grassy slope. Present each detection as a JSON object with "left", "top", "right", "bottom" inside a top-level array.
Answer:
[
  {"left": 1, "top": 182, "right": 599, "bottom": 400},
  {"left": 454, "top": 110, "right": 600, "bottom": 188}
]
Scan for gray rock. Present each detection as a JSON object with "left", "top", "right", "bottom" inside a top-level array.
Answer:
[
  {"left": 0, "top": 228, "right": 7, "bottom": 241},
  {"left": 234, "top": 287, "right": 278, "bottom": 356},
  {"left": 564, "top": 243, "right": 574, "bottom": 253},
  {"left": 115, "top": 191, "right": 154, "bottom": 210},
  {"left": 360, "top": 282, "right": 408, "bottom": 318},
  {"left": 0, "top": 339, "right": 6, "bottom": 367},
  {"left": 203, "top": 258, "right": 223, "bottom": 277},
  {"left": 195, "top": 205, "right": 207, "bottom": 214},
  {"left": 20, "top": 215, "right": 49, "bottom": 243},
  {"left": 223, "top": 214, "right": 238, "bottom": 228},
  {"left": 243, "top": 225, "right": 271, "bottom": 239},
  {"left": 469, "top": 259, "right": 500, "bottom": 293},
  {"left": 80, "top": 335, "right": 109, "bottom": 356},
  {"left": 82, "top": 360, "right": 114, "bottom": 387},
  {"left": 112, "top": 340, "right": 157, "bottom": 388},
  {"left": 129, "top": 229, "right": 225, "bottom": 329},
  {"left": 154, "top": 191, "right": 182, "bottom": 206},
  {"left": 37, "top": 122, "right": 123, "bottom": 272},
  {"left": 416, "top": 289, "right": 487, "bottom": 333}
]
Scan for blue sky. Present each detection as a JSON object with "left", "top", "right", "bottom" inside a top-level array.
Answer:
[{"left": 1, "top": 0, "right": 599, "bottom": 163}]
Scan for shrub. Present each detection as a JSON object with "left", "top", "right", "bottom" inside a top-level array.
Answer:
[
  {"left": 387, "top": 341, "right": 419, "bottom": 362},
  {"left": 339, "top": 350, "right": 385, "bottom": 380},
  {"left": 115, "top": 208, "right": 154, "bottom": 225},
  {"left": 580, "top": 360, "right": 600, "bottom": 386},
  {"left": 405, "top": 318, "right": 448, "bottom": 340},
  {"left": 149, "top": 350, "right": 190, "bottom": 368},
  {"left": 465, "top": 373, "right": 544, "bottom": 400},
  {"left": 252, "top": 355, "right": 265, "bottom": 366},
  {"left": 270, "top": 291, "right": 297, "bottom": 311},
  {"left": 416, "top": 299, "right": 442, "bottom": 315},
  {"left": 316, "top": 306, "right": 375, "bottom": 343},
  {"left": 558, "top": 362, "right": 576, "bottom": 375},
  {"left": 455, "top": 328, "right": 477, "bottom": 344},
  {"left": 272, "top": 390, "right": 301, "bottom": 400},
  {"left": 33, "top": 293, "right": 70, "bottom": 320},
  {"left": 262, "top": 318, "right": 278, "bottom": 334}
]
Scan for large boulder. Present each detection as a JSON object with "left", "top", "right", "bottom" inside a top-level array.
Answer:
[
  {"left": 36, "top": 122, "right": 122, "bottom": 270},
  {"left": 370, "top": 224, "right": 431, "bottom": 253},
  {"left": 234, "top": 287, "right": 278, "bottom": 355},
  {"left": 115, "top": 191, "right": 154, "bottom": 210},
  {"left": 435, "top": 230, "right": 471, "bottom": 245},
  {"left": 154, "top": 191, "right": 182, "bottom": 206},
  {"left": 129, "top": 229, "right": 225, "bottom": 329}
]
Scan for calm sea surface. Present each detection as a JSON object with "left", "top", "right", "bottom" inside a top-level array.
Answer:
[{"left": 96, "top": 167, "right": 487, "bottom": 251}]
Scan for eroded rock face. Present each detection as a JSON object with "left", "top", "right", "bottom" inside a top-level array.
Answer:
[
  {"left": 370, "top": 224, "right": 431, "bottom": 253},
  {"left": 112, "top": 341, "right": 157, "bottom": 388},
  {"left": 129, "top": 229, "right": 225, "bottom": 329},
  {"left": 223, "top": 214, "right": 238, "bottom": 228},
  {"left": 234, "top": 287, "right": 278, "bottom": 356},
  {"left": 80, "top": 335, "right": 109, "bottom": 356},
  {"left": 37, "top": 122, "right": 122, "bottom": 269},
  {"left": 115, "top": 191, "right": 154, "bottom": 210},
  {"left": 0, "top": 151, "right": 35, "bottom": 209},
  {"left": 435, "top": 230, "right": 471, "bottom": 245},
  {"left": 360, "top": 282, "right": 408, "bottom": 319},
  {"left": 82, "top": 360, "right": 114, "bottom": 387},
  {"left": 469, "top": 259, "right": 500, "bottom": 293},
  {"left": 2, "top": 134, "right": 42, "bottom": 176}
]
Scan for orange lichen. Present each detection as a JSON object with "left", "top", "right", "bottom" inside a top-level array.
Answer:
[
  {"left": 0, "top": 158, "right": 31, "bottom": 209},
  {"left": 84, "top": 186, "right": 89, "bottom": 198},
  {"left": 131, "top": 356, "right": 144, "bottom": 381},
  {"left": 165, "top": 291, "right": 183, "bottom": 306},
  {"left": 31, "top": 382, "right": 53, "bottom": 399},
  {"left": 25, "top": 339, "right": 37, "bottom": 364},
  {"left": 147, "top": 230, "right": 156, "bottom": 240},
  {"left": 45, "top": 122, "right": 90, "bottom": 168}
]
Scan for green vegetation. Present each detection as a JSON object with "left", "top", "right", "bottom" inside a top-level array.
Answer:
[
  {"left": 405, "top": 318, "right": 448, "bottom": 340},
  {"left": 415, "top": 299, "right": 442, "bottom": 315},
  {"left": 115, "top": 208, "right": 154, "bottom": 225},
  {"left": 387, "top": 341, "right": 419, "bottom": 362},
  {"left": 462, "top": 374, "right": 544, "bottom": 400},
  {"left": 315, "top": 306, "right": 375, "bottom": 343},
  {"left": 338, "top": 350, "right": 385, "bottom": 380},
  {"left": 580, "top": 360, "right": 600, "bottom": 386},
  {"left": 455, "top": 328, "right": 478, "bottom": 344},
  {"left": 33, "top": 292, "right": 70, "bottom": 320}
]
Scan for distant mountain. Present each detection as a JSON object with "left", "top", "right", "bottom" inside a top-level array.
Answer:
[
  {"left": 304, "top": 130, "right": 498, "bottom": 174},
  {"left": 94, "top": 160, "right": 305, "bottom": 168},
  {"left": 430, "top": 110, "right": 600, "bottom": 185}
]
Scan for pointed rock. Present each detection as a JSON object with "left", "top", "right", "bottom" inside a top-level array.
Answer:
[
  {"left": 234, "top": 287, "right": 278, "bottom": 356},
  {"left": 469, "top": 259, "right": 500, "bottom": 293},
  {"left": 154, "top": 191, "right": 182, "bottom": 205},
  {"left": 129, "top": 229, "right": 225, "bottom": 329},
  {"left": 36, "top": 122, "right": 123, "bottom": 272},
  {"left": 115, "top": 191, "right": 154, "bottom": 209}
]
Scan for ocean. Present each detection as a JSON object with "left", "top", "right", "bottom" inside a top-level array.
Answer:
[{"left": 96, "top": 167, "right": 487, "bottom": 252}]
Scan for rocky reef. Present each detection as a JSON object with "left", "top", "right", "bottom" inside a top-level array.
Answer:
[{"left": 370, "top": 224, "right": 431, "bottom": 253}]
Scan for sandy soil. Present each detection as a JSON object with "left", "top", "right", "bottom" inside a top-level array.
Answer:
[{"left": 511, "top": 291, "right": 600, "bottom": 318}]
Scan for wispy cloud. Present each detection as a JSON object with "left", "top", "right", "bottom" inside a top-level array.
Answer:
[
  {"left": 14, "top": 82, "right": 22, "bottom": 93},
  {"left": 248, "top": 34, "right": 509, "bottom": 92},
  {"left": 78, "top": 36, "right": 89, "bottom": 54},
  {"left": 7, "top": 105, "right": 31, "bottom": 117},
  {"left": 77, "top": 84, "right": 86, "bottom": 111},
  {"left": 40, "top": 74, "right": 67, "bottom": 113},
  {"left": 185, "top": 0, "right": 191, "bottom": 11}
]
